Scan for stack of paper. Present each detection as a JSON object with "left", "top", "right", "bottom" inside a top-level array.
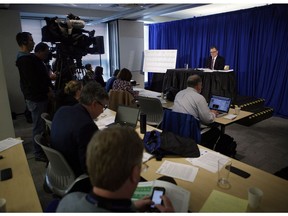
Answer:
[{"left": 200, "top": 190, "right": 248, "bottom": 212}]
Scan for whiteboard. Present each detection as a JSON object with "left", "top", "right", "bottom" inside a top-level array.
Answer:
[{"left": 143, "top": 49, "right": 177, "bottom": 73}]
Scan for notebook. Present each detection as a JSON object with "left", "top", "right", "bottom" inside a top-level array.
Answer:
[
  {"left": 106, "top": 105, "right": 140, "bottom": 128},
  {"left": 208, "top": 95, "right": 232, "bottom": 118}
]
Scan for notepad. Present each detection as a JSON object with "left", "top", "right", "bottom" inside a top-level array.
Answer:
[
  {"left": 224, "top": 114, "right": 237, "bottom": 120},
  {"left": 200, "top": 190, "right": 248, "bottom": 212}
]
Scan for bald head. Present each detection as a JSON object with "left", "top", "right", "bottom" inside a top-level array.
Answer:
[{"left": 187, "top": 75, "right": 202, "bottom": 87}]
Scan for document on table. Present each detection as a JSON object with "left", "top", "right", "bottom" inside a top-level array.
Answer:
[
  {"left": 94, "top": 114, "right": 115, "bottom": 130},
  {"left": 142, "top": 152, "right": 153, "bottom": 163},
  {"left": 186, "top": 149, "right": 229, "bottom": 173},
  {"left": 0, "top": 138, "right": 23, "bottom": 152},
  {"left": 224, "top": 114, "right": 237, "bottom": 120},
  {"left": 156, "top": 160, "right": 198, "bottom": 182},
  {"left": 200, "top": 190, "right": 248, "bottom": 212},
  {"left": 132, "top": 180, "right": 190, "bottom": 212}
]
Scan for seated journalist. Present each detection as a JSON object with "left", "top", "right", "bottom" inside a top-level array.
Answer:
[
  {"left": 173, "top": 75, "right": 220, "bottom": 148},
  {"left": 173, "top": 74, "right": 218, "bottom": 126},
  {"left": 56, "top": 126, "right": 175, "bottom": 212},
  {"left": 205, "top": 46, "right": 225, "bottom": 70},
  {"left": 50, "top": 82, "right": 109, "bottom": 177}
]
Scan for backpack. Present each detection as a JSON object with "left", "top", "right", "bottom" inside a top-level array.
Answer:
[
  {"left": 143, "top": 130, "right": 200, "bottom": 160},
  {"left": 214, "top": 134, "right": 237, "bottom": 158},
  {"left": 164, "top": 87, "right": 179, "bottom": 102}
]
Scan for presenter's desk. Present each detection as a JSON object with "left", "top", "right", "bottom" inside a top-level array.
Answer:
[
  {"left": 151, "top": 69, "right": 237, "bottom": 102},
  {"left": 0, "top": 143, "right": 42, "bottom": 212}
]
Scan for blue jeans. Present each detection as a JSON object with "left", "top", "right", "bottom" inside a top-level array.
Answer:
[{"left": 26, "top": 99, "right": 48, "bottom": 157}]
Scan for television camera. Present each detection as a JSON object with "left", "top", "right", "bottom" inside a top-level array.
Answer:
[{"left": 41, "top": 13, "right": 104, "bottom": 90}]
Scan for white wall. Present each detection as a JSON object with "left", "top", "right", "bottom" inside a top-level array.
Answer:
[
  {"left": 0, "top": 10, "right": 25, "bottom": 114},
  {"left": 118, "top": 20, "right": 144, "bottom": 88},
  {"left": 0, "top": 49, "right": 15, "bottom": 139}
]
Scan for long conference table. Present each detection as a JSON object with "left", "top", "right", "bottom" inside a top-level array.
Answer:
[
  {"left": 99, "top": 109, "right": 288, "bottom": 212},
  {"left": 0, "top": 142, "right": 42, "bottom": 212}
]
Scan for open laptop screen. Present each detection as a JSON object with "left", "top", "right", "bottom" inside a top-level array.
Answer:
[
  {"left": 114, "top": 105, "right": 140, "bottom": 127},
  {"left": 208, "top": 95, "right": 232, "bottom": 113}
]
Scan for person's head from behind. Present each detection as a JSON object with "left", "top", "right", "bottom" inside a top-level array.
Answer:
[
  {"left": 187, "top": 75, "right": 202, "bottom": 93},
  {"left": 87, "top": 126, "right": 143, "bottom": 197},
  {"left": 79, "top": 81, "right": 109, "bottom": 119},
  {"left": 64, "top": 80, "right": 83, "bottom": 100},
  {"left": 209, "top": 45, "right": 219, "bottom": 58},
  {"left": 85, "top": 63, "right": 92, "bottom": 71},
  {"left": 95, "top": 66, "right": 103, "bottom": 75},
  {"left": 34, "top": 42, "right": 49, "bottom": 61},
  {"left": 113, "top": 69, "right": 120, "bottom": 77},
  {"left": 117, "top": 68, "right": 132, "bottom": 81},
  {"left": 16, "top": 32, "right": 35, "bottom": 52}
]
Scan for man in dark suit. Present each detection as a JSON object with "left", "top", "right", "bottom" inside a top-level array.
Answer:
[
  {"left": 205, "top": 46, "right": 225, "bottom": 70},
  {"left": 50, "top": 82, "right": 109, "bottom": 176}
]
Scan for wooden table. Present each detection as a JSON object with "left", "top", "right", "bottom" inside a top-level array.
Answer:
[
  {"left": 0, "top": 143, "right": 42, "bottom": 212},
  {"left": 140, "top": 150, "right": 288, "bottom": 212},
  {"left": 214, "top": 108, "right": 253, "bottom": 133},
  {"left": 98, "top": 110, "right": 288, "bottom": 212},
  {"left": 134, "top": 87, "right": 174, "bottom": 109}
]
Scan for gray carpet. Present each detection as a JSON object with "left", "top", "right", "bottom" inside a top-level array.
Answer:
[{"left": 13, "top": 114, "right": 288, "bottom": 211}]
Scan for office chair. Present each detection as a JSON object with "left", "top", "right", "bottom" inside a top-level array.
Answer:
[
  {"left": 160, "top": 109, "right": 201, "bottom": 144},
  {"left": 108, "top": 90, "right": 136, "bottom": 112},
  {"left": 41, "top": 112, "right": 52, "bottom": 132},
  {"left": 136, "top": 96, "right": 163, "bottom": 127},
  {"left": 34, "top": 134, "right": 90, "bottom": 197}
]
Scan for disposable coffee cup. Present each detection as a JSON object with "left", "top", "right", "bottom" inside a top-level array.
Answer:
[
  {"left": 234, "top": 107, "right": 241, "bottom": 115},
  {"left": 248, "top": 187, "right": 263, "bottom": 209},
  {"left": 217, "top": 158, "right": 232, "bottom": 189},
  {"left": 0, "top": 198, "right": 6, "bottom": 212}
]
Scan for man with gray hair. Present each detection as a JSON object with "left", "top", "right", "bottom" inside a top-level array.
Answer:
[
  {"left": 57, "top": 126, "right": 175, "bottom": 212},
  {"left": 51, "top": 81, "right": 109, "bottom": 176},
  {"left": 173, "top": 75, "right": 218, "bottom": 125}
]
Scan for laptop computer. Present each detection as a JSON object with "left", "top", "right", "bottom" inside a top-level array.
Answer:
[
  {"left": 106, "top": 105, "right": 140, "bottom": 128},
  {"left": 208, "top": 95, "right": 232, "bottom": 118}
]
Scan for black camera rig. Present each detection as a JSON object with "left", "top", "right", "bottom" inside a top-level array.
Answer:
[{"left": 41, "top": 13, "right": 104, "bottom": 90}]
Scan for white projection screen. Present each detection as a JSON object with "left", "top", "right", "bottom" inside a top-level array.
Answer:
[{"left": 143, "top": 49, "right": 177, "bottom": 73}]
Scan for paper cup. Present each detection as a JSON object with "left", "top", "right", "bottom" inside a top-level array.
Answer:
[
  {"left": 0, "top": 198, "right": 6, "bottom": 212},
  {"left": 248, "top": 187, "right": 263, "bottom": 209}
]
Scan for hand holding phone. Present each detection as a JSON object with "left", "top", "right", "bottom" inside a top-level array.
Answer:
[{"left": 150, "top": 187, "right": 165, "bottom": 211}]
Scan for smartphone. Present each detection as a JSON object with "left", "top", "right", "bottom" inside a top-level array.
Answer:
[{"left": 150, "top": 187, "right": 165, "bottom": 210}]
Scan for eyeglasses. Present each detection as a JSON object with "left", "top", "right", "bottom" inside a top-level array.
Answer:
[
  {"left": 210, "top": 50, "right": 217, "bottom": 54},
  {"left": 96, "top": 100, "right": 108, "bottom": 111}
]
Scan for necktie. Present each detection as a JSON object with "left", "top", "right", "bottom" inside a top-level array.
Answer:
[{"left": 211, "top": 58, "right": 214, "bottom": 69}]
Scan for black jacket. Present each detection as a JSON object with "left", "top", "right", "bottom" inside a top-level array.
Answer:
[
  {"left": 205, "top": 55, "right": 225, "bottom": 70},
  {"left": 16, "top": 54, "right": 52, "bottom": 102}
]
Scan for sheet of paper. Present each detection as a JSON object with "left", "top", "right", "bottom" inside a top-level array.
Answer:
[
  {"left": 132, "top": 180, "right": 190, "bottom": 212},
  {"left": 200, "top": 190, "right": 248, "bottom": 212},
  {"left": 142, "top": 152, "right": 154, "bottom": 163},
  {"left": 224, "top": 114, "right": 237, "bottom": 120},
  {"left": 94, "top": 114, "right": 115, "bottom": 130},
  {"left": 156, "top": 160, "right": 198, "bottom": 182},
  {"left": 0, "top": 138, "right": 23, "bottom": 152},
  {"left": 186, "top": 149, "right": 229, "bottom": 173}
]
